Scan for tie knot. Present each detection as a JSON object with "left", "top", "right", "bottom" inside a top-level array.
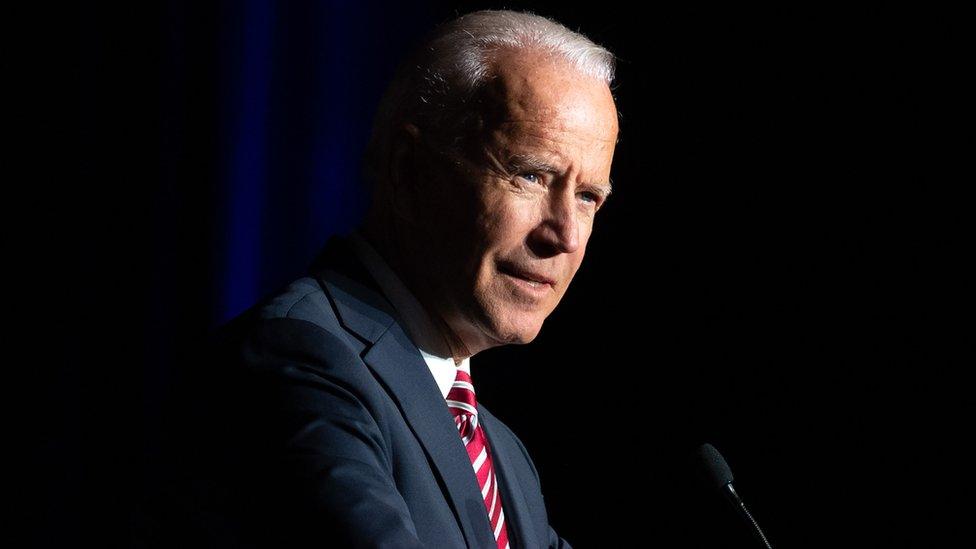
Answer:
[
  {"left": 453, "top": 367, "right": 473, "bottom": 387},
  {"left": 446, "top": 367, "right": 477, "bottom": 415}
]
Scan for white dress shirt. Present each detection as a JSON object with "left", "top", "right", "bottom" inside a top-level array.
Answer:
[{"left": 346, "top": 229, "right": 470, "bottom": 399}]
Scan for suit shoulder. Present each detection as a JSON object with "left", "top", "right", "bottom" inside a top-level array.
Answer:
[
  {"left": 209, "top": 276, "right": 365, "bottom": 375},
  {"left": 256, "top": 276, "right": 337, "bottom": 327}
]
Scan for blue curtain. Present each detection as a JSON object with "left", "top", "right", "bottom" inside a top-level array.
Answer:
[{"left": 204, "top": 0, "right": 436, "bottom": 325}]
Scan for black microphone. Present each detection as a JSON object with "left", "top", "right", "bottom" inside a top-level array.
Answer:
[{"left": 696, "top": 443, "right": 773, "bottom": 548}]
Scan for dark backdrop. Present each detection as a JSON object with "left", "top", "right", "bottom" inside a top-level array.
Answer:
[{"left": 26, "top": 2, "right": 968, "bottom": 547}]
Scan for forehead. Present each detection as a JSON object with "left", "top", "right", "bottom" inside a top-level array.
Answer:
[{"left": 479, "top": 49, "right": 619, "bottom": 145}]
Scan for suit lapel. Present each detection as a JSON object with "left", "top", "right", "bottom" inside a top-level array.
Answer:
[
  {"left": 310, "top": 234, "right": 498, "bottom": 549},
  {"left": 364, "top": 326, "right": 497, "bottom": 548},
  {"left": 480, "top": 408, "right": 539, "bottom": 549}
]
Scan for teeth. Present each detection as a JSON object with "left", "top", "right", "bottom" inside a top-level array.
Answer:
[{"left": 525, "top": 280, "right": 541, "bottom": 287}]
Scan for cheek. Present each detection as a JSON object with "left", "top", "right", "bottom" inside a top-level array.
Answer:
[
  {"left": 480, "top": 195, "right": 541, "bottom": 244},
  {"left": 487, "top": 196, "right": 544, "bottom": 243}
]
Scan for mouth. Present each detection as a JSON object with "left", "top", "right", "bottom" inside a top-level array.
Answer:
[{"left": 498, "top": 263, "right": 555, "bottom": 289}]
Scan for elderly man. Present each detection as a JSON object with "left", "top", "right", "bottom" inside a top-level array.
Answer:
[{"left": 194, "top": 9, "right": 619, "bottom": 549}]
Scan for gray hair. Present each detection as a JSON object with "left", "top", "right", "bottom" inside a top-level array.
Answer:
[{"left": 360, "top": 9, "right": 617, "bottom": 194}]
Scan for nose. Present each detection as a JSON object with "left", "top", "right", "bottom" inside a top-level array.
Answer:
[{"left": 529, "top": 187, "right": 581, "bottom": 256}]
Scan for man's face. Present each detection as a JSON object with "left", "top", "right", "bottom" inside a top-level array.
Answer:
[{"left": 405, "top": 50, "right": 619, "bottom": 355}]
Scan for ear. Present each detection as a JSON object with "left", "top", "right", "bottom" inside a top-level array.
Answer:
[{"left": 387, "top": 122, "right": 423, "bottom": 225}]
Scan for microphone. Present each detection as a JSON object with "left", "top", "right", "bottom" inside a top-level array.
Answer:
[{"left": 696, "top": 443, "right": 773, "bottom": 548}]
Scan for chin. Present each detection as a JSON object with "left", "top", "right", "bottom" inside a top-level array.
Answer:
[
  {"left": 470, "top": 294, "right": 549, "bottom": 347},
  {"left": 491, "top": 315, "right": 544, "bottom": 345}
]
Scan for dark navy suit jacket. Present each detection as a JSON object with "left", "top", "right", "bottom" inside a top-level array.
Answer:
[{"left": 178, "top": 233, "right": 572, "bottom": 548}]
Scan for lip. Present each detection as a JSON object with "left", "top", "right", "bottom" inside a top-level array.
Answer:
[
  {"left": 501, "top": 271, "right": 553, "bottom": 299},
  {"left": 498, "top": 263, "right": 555, "bottom": 289}
]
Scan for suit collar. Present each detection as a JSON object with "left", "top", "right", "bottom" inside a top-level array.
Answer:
[
  {"left": 308, "top": 233, "right": 500, "bottom": 548},
  {"left": 346, "top": 229, "right": 459, "bottom": 363},
  {"left": 308, "top": 233, "right": 398, "bottom": 344}
]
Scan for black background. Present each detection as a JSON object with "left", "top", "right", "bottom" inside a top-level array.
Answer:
[{"left": 22, "top": 2, "right": 969, "bottom": 547}]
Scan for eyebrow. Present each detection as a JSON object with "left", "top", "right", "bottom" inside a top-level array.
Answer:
[{"left": 507, "top": 153, "right": 614, "bottom": 199}]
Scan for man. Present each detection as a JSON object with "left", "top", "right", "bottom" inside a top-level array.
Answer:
[{"left": 182, "top": 9, "right": 619, "bottom": 548}]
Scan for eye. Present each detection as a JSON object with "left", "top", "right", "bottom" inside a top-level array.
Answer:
[
  {"left": 517, "top": 173, "right": 541, "bottom": 184},
  {"left": 579, "top": 191, "right": 600, "bottom": 205}
]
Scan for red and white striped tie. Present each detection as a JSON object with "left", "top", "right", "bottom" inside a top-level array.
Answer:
[{"left": 446, "top": 367, "right": 511, "bottom": 549}]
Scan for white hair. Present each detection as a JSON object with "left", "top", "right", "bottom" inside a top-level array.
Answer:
[{"left": 360, "top": 9, "right": 617, "bottom": 193}]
